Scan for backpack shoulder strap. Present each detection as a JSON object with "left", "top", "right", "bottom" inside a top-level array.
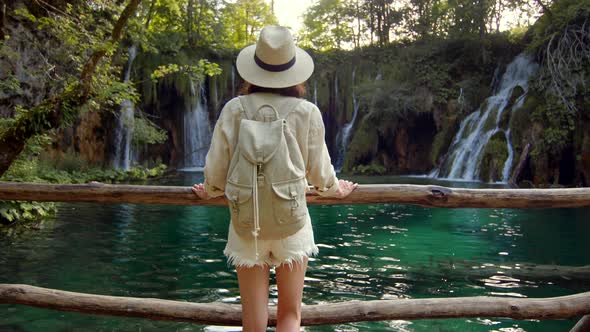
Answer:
[
  {"left": 236, "top": 96, "right": 249, "bottom": 120},
  {"left": 278, "top": 98, "right": 305, "bottom": 121}
]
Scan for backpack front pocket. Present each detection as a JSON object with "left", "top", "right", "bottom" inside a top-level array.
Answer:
[
  {"left": 270, "top": 177, "right": 308, "bottom": 226},
  {"left": 225, "top": 182, "right": 254, "bottom": 228}
]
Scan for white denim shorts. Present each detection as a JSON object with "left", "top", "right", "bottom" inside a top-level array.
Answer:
[{"left": 223, "top": 216, "right": 319, "bottom": 269}]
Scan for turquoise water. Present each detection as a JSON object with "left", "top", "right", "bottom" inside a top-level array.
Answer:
[{"left": 1, "top": 173, "right": 589, "bottom": 331}]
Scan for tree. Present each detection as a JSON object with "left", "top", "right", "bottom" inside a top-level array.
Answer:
[
  {"left": 219, "top": 0, "right": 277, "bottom": 49},
  {"left": 0, "top": 0, "right": 142, "bottom": 176},
  {"left": 407, "top": 0, "right": 450, "bottom": 37},
  {"left": 300, "top": 0, "right": 356, "bottom": 50}
]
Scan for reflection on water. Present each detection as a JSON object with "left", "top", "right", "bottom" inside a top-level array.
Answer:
[{"left": 0, "top": 174, "right": 589, "bottom": 331}]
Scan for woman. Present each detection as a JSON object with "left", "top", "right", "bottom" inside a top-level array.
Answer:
[{"left": 192, "top": 26, "right": 357, "bottom": 332}]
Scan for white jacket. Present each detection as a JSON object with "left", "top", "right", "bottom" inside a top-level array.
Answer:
[{"left": 203, "top": 92, "right": 340, "bottom": 198}]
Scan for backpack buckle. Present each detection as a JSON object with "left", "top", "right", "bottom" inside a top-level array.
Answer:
[
  {"left": 257, "top": 174, "right": 265, "bottom": 186},
  {"left": 290, "top": 188, "right": 299, "bottom": 214},
  {"left": 230, "top": 191, "right": 239, "bottom": 213}
]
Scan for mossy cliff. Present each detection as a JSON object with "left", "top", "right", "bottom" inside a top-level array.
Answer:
[
  {"left": 329, "top": 36, "right": 522, "bottom": 175},
  {"left": 503, "top": 0, "right": 590, "bottom": 187}
]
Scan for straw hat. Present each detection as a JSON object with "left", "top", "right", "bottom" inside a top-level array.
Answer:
[{"left": 236, "top": 26, "right": 314, "bottom": 88}]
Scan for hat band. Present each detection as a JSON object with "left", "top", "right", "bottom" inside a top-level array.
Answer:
[{"left": 254, "top": 54, "right": 296, "bottom": 72}]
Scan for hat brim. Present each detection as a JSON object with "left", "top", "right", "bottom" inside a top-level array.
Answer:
[{"left": 236, "top": 44, "right": 314, "bottom": 89}]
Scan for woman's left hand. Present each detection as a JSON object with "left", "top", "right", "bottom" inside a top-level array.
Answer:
[{"left": 192, "top": 183, "right": 210, "bottom": 200}]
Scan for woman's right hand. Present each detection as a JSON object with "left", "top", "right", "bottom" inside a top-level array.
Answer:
[
  {"left": 192, "top": 183, "right": 210, "bottom": 200},
  {"left": 335, "top": 179, "right": 358, "bottom": 198}
]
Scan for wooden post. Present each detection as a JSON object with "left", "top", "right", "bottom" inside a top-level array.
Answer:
[{"left": 570, "top": 315, "right": 590, "bottom": 332}]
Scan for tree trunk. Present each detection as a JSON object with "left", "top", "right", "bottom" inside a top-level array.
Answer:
[
  {"left": 535, "top": 0, "right": 552, "bottom": 16},
  {"left": 0, "top": 0, "right": 142, "bottom": 177},
  {"left": 355, "top": 0, "right": 361, "bottom": 48},
  {"left": 0, "top": 3, "right": 6, "bottom": 41},
  {"left": 144, "top": 0, "right": 156, "bottom": 29},
  {"left": 187, "top": 0, "right": 194, "bottom": 47}
]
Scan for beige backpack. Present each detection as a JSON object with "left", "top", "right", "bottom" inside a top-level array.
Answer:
[{"left": 225, "top": 96, "right": 309, "bottom": 247}]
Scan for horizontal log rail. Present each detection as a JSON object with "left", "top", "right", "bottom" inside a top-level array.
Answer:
[
  {"left": 1, "top": 181, "right": 590, "bottom": 208},
  {"left": 1, "top": 284, "right": 589, "bottom": 326}
]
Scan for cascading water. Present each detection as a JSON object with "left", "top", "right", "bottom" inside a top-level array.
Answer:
[
  {"left": 335, "top": 69, "right": 359, "bottom": 171},
  {"left": 181, "top": 80, "right": 212, "bottom": 171},
  {"left": 431, "top": 53, "right": 538, "bottom": 182},
  {"left": 113, "top": 45, "right": 137, "bottom": 170},
  {"left": 502, "top": 129, "right": 515, "bottom": 181}
]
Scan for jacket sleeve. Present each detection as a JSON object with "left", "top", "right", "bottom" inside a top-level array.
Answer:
[
  {"left": 203, "top": 110, "right": 231, "bottom": 198},
  {"left": 306, "top": 104, "right": 340, "bottom": 196}
]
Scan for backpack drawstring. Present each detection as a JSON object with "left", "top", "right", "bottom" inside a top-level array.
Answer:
[{"left": 252, "top": 164, "right": 261, "bottom": 261}]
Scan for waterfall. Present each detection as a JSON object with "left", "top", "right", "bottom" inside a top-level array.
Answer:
[
  {"left": 181, "top": 80, "right": 212, "bottom": 171},
  {"left": 432, "top": 53, "right": 538, "bottom": 182},
  {"left": 113, "top": 45, "right": 137, "bottom": 170},
  {"left": 502, "top": 129, "right": 514, "bottom": 181},
  {"left": 335, "top": 69, "right": 359, "bottom": 171}
]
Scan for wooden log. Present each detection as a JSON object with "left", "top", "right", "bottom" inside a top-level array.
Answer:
[
  {"left": 0, "top": 181, "right": 590, "bottom": 208},
  {"left": 1, "top": 284, "right": 589, "bottom": 326},
  {"left": 570, "top": 315, "right": 590, "bottom": 332}
]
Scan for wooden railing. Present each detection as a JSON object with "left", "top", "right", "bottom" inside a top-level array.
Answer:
[
  {"left": 1, "top": 181, "right": 590, "bottom": 330},
  {"left": 1, "top": 284, "right": 589, "bottom": 327},
  {"left": 0, "top": 181, "right": 590, "bottom": 208}
]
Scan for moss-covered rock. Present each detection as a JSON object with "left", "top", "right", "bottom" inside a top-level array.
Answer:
[
  {"left": 479, "top": 132, "right": 508, "bottom": 182},
  {"left": 481, "top": 103, "right": 501, "bottom": 133},
  {"left": 498, "top": 85, "right": 525, "bottom": 130},
  {"left": 342, "top": 117, "right": 379, "bottom": 172},
  {"left": 351, "top": 162, "right": 387, "bottom": 175},
  {"left": 509, "top": 94, "right": 538, "bottom": 154},
  {"left": 430, "top": 104, "right": 459, "bottom": 165}
]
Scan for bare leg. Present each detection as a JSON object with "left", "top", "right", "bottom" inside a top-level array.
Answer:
[
  {"left": 275, "top": 257, "right": 308, "bottom": 332},
  {"left": 237, "top": 264, "right": 270, "bottom": 332}
]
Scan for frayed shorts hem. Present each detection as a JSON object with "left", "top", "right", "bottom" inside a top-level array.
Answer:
[
  {"left": 224, "top": 245, "right": 318, "bottom": 270},
  {"left": 223, "top": 218, "right": 318, "bottom": 270}
]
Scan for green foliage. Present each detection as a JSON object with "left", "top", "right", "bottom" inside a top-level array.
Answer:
[
  {"left": 132, "top": 116, "right": 168, "bottom": 146},
  {"left": 343, "top": 117, "right": 379, "bottom": 172},
  {"left": 0, "top": 135, "right": 167, "bottom": 226},
  {"left": 529, "top": 0, "right": 590, "bottom": 51},
  {"left": 220, "top": 0, "right": 277, "bottom": 49},
  {"left": 299, "top": 0, "right": 544, "bottom": 49},
  {"left": 0, "top": 74, "right": 21, "bottom": 95},
  {"left": 529, "top": 0, "right": 590, "bottom": 114},
  {"left": 1, "top": 3, "right": 139, "bottom": 161},
  {"left": 525, "top": 0, "right": 589, "bottom": 162},
  {"left": 150, "top": 60, "right": 222, "bottom": 83},
  {"left": 0, "top": 201, "right": 56, "bottom": 226},
  {"left": 530, "top": 93, "right": 575, "bottom": 157},
  {"left": 351, "top": 162, "right": 387, "bottom": 175},
  {"left": 300, "top": 0, "right": 356, "bottom": 50}
]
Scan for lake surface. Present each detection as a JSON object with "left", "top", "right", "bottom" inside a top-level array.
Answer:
[{"left": 1, "top": 173, "right": 589, "bottom": 331}]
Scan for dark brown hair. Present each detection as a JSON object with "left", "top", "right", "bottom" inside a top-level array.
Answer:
[{"left": 239, "top": 81, "right": 306, "bottom": 98}]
